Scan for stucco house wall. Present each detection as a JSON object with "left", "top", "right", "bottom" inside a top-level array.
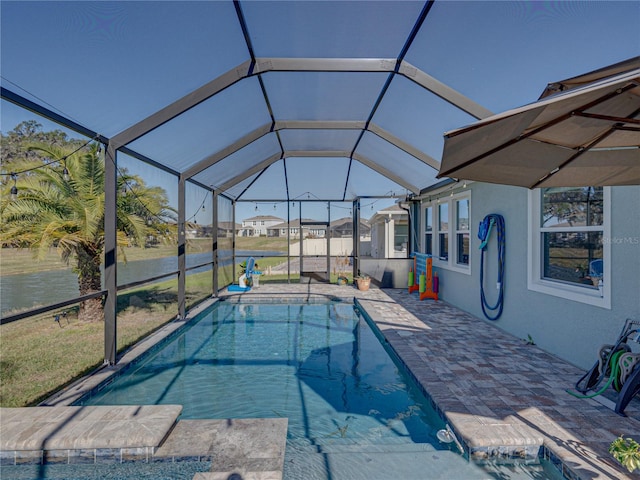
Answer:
[{"left": 420, "top": 183, "right": 639, "bottom": 370}]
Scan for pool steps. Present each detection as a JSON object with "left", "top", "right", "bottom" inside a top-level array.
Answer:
[
  {"left": 0, "top": 405, "right": 182, "bottom": 463},
  {"left": 0, "top": 407, "right": 288, "bottom": 479}
]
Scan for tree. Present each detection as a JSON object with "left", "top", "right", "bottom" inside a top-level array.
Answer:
[
  {"left": 542, "top": 187, "right": 603, "bottom": 228},
  {"left": 1, "top": 139, "right": 176, "bottom": 322},
  {"left": 0, "top": 121, "right": 73, "bottom": 174}
]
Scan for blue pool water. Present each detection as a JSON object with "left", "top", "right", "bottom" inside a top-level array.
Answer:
[
  {"left": 83, "top": 302, "right": 446, "bottom": 445},
  {"left": 68, "top": 300, "right": 561, "bottom": 480}
]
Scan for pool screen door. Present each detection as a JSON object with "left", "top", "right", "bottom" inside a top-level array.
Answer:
[{"left": 298, "top": 202, "right": 330, "bottom": 282}]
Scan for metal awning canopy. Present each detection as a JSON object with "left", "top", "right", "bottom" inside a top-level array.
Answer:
[
  {"left": 2, "top": 1, "right": 637, "bottom": 200},
  {"left": 1, "top": 1, "right": 494, "bottom": 202},
  {"left": 2, "top": 1, "right": 638, "bottom": 365}
]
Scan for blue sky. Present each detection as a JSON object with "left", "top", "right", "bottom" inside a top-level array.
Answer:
[{"left": 2, "top": 1, "right": 638, "bottom": 222}]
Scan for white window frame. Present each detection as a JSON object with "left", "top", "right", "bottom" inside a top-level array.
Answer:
[
  {"left": 436, "top": 202, "right": 449, "bottom": 262},
  {"left": 423, "top": 205, "right": 433, "bottom": 256},
  {"left": 455, "top": 197, "right": 470, "bottom": 267},
  {"left": 422, "top": 191, "right": 471, "bottom": 275},
  {"left": 527, "top": 187, "right": 611, "bottom": 308}
]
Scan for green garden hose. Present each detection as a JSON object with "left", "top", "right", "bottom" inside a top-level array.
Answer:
[{"left": 567, "top": 350, "right": 625, "bottom": 399}]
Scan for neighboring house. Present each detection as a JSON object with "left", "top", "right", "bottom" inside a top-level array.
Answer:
[
  {"left": 240, "top": 215, "right": 284, "bottom": 237},
  {"left": 414, "top": 182, "right": 640, "bottom": 369},
  {"left": 264, "top": 217, "right": 370, "bottom": 239},
  {"left": 185, "top": 223, "right": 209, "bottom": 240},
  {"left": 267, "top": 218, "right": 326, "bottom": 238},
  {"left": 187, "top": 223, "right": 244, "bottom": 240},
  {"left": 330, "top": 217, "right": 371, "bottom": 238},
  {"left": 369, "top": 204, "right": 409, "bottom": 259},
  {"left": 217, "top": 221, "right": 241, "bottom": 238},
  {"left": 239, "top": 225, "right": 255, "bottom": 237}
]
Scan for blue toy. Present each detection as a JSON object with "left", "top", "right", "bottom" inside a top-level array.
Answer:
[{"left": 230, "top": 257, "right": 259, "bottom": 292}]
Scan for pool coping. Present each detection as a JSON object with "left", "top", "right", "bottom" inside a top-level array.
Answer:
[
  {"left": 354, "top": 297, "right": 543, "bottom": 457},
  {"left": 0, "top": 405, "right": 184, "bottom": 465},
  {"left": 1, "top": 412, "right": 287, "bottom": 480},
  {"left": 354, "top": 288, "right": 638, "bottom": 480}
]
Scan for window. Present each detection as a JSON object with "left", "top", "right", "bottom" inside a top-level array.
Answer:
[
  {"left": 394, "top": 222, "right": 408, "bottom": 253},
  {"left": 528, "top": 187, "right": 610, "bottom": 307},
  {"left": 456, "top": 198, "right": 470, "bottom": 266},
  {"left": 422, "top": 191, "right": 471, "bottom": 274},
  {"left": 424, "top": 206, "right": 433, "bottom": 255},
  {"left": 437, "top": 202, "right": 449, "bottom": 261}
]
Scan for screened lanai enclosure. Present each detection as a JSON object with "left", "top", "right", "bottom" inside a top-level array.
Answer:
[{"left": 1, "top": 1, "right": 637, "bottom": 368}]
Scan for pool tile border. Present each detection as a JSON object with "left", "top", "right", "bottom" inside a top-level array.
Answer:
[{"left": 1, "top": 447, "right": 215, "bottom": 466}]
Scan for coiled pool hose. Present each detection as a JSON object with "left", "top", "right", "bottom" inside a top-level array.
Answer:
[{"left": 478, "top": 214, "right": 505, "bottom": 321}]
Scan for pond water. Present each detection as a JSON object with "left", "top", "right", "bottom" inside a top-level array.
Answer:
[{"left": 0, "top": 250, "right": 282, "bottom": 315}]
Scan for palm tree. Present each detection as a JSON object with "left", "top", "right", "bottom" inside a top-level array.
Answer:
[{"left": 1, "top": 142, "right": 176, "bottom": 322}]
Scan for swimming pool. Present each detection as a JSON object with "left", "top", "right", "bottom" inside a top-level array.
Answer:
[{"left": 75, "top": 300, "right": 562, "bottom": 479}]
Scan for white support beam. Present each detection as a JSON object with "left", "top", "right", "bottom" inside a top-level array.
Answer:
[
  {"left": 367, "top": 123, "right": 441, "bottom": 170},
  {"left": 112, "top": 59, "right": 253, "bottom": 147},
  {"left": 254, "top": 57, "right": 396, "bottom": 73},
  {"left": 216, "top": 153, "right": 283, "bottom": 192},
  {"left": 183, "top": 123, "right": 274, "bottom": 178},
  {"left": 111, "top": 57, "right": 491, "bottom": 160},
  {"left": 274, "top": 120, "right": 366, "bottom": 130},
  {"left": 283, "top": 150, "right": 352, "bottom": 158},
  {"left": 399, "top": 60, "right": 494, "bottom": 120},
  {"left": 353, "top": 152, "right": 420, "bottom": 194}
]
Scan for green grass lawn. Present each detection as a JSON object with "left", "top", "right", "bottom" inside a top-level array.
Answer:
[
  {"left": 0, "top": 307, "right": 174, "bottom": 407},
  {"left": 0, "top": 270, "right": 215, "bottom": 407}
]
